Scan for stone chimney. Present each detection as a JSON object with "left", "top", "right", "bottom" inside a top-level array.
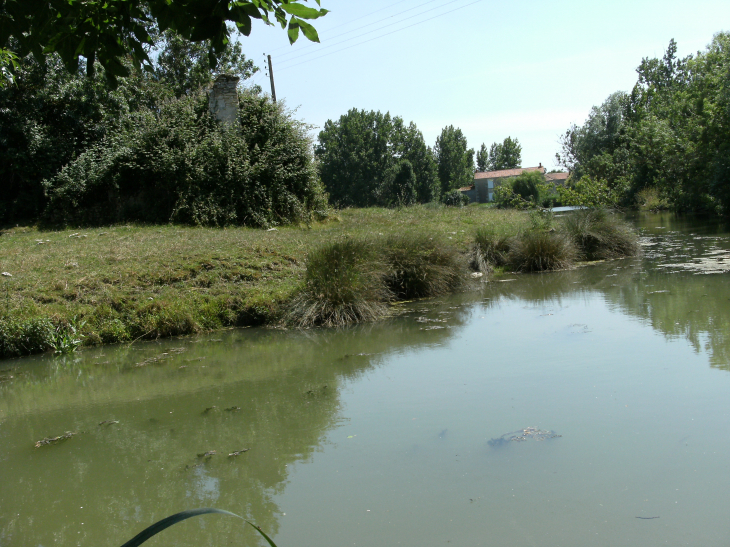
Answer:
[{"left": 208, "top": 74, "right": 240, "bottom": 125}]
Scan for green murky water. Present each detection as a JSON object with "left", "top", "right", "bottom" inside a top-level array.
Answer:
[{"left": 2, "top": 213, "right": 730, "bottom": 547}]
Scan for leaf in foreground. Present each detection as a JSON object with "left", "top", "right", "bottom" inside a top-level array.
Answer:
[{"left": 119, "top": 508, "right": 278, "bottom": 547}]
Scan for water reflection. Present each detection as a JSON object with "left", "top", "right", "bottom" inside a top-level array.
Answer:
[
  {"left": 0, "top": 301, "right": 473, "bottom": 547},
  {"left": 2, "top": 212, "right": 730, "bottom": 547}
]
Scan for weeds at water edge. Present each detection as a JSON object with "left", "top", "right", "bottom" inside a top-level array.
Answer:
[
  {"left": 384, "top": 233, "right": 466, "bottom": 298},
  {"left": 286, "top": 238, "right": 392, "bottom": 327},
  {"left": 559, "top": 208, "right": 639, "bottom": 260}
]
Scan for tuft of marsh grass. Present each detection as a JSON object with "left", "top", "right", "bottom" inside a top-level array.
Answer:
[
  {"left": 383, "top": 233, "right": 467, "bottom": 298},
  {"left": 472, "top": 226, "right": 511, "bottom": 271},
  {"left": 286, "top": 238, "right": 392, "bottom": 327},
  {"left": 507, "top": 229, "right": 577, "bottom": 272},
  {"left": 559, "top": 208, "right": 639, "bottom": 260}
]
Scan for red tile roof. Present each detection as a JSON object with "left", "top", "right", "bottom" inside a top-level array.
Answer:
[
  {"left": 458, "top": 185, "right": 475, "bottom": 192},
  {"left": 545, "top": 172, "right": 569, "bottom": 181},
  {"left": 474, "top": 166, "right": 545, "bottom": 179}
]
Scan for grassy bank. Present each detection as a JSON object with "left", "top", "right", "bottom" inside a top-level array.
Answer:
[{"left": 0, "top": 206, "right": 637, "bottom": 359}]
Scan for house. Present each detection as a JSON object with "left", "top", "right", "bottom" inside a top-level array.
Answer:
[
  {"left": 461, "top": 163, "right": 569, "bottom": 203},
  {"left": 544, "top": 171, "right": 570, "bottom": 185}
]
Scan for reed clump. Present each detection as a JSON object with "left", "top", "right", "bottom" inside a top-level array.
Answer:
[
  {"left": 506, "top": 229, "right": 578, "bottom": 272},
  {"left": 383, "top": 233, "right": 467, "bottom": 298},
  {"left": 286, "top": 238, "right": 392, "bottom": 327},
  {"left": 472, "top": 226, "right": 511, "bottom": 271},
  {"left": 559, "top": 208, "right": 639, "bottom": 260}
]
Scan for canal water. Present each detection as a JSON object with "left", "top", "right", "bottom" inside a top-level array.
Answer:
[{"left": 2, "top": 213, "right": 730, "bottom": 547}]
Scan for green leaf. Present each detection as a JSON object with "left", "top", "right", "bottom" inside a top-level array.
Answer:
[
  {"left": 236, "top": 15, "right": 252, "bottom": 36},
  {"left": 287, "top": 20, "right": 300, "bottom": 43},
  {"left": 280, "top": 3, "right": 328, "bottom": 19},
  {"left": 247, "top": 521, "right": 279, "bottom": 547},
  {"left": 119, "top": 508, "right": 278, "bottom": 547},
  {"left": 296, "top": 18, "right": 320, "bottom": 43}
]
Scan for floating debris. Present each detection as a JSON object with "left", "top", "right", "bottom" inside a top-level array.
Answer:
[
  {"left": 98, "top": 420, "right": 119, "bottom": 426},
  {"left": 202, "top": 406, "right": 218, "bottom": 413},
  {"left": 133, "top": 347, "right": 187, "bottom": 368},
  {"left": 197, "top": 450, "right": 216, "bottom": 458},
  {"left": 228, "top": 449, "right": 249, "bottom": 457},
  {"left": 488, "top": 427, "right": 561, "bottom": 447},
  {"left": 35, "top": 431, "right": 77, "bottom": 448},
  {"left": 224, "top": 406, "right": 240, "bottom": 412}
]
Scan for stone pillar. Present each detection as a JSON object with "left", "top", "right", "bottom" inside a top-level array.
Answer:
[{"left": 208, "top": 74, "right": 240, "bottom": 125}]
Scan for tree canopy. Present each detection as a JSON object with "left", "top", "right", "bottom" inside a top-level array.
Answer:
[
  {"left": 485, "top": 136, "right": 522, "bottom": 171},
  {"left": 0, "top": 34, "right": 325, "bottom": 226},
  {"left": 315, "top": 109, "right": 439, "bottom": 208},
  {"left": 558, "top": 34, "right": 730, "bottom": 214},
  {"left": 0, "top": 0, "right": 328, "bottom": 86},
  {"left": 434, "top": 125, "right": 474, "bottom": 194}
]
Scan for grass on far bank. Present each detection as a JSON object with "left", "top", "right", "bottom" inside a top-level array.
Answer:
[{"left": 0, "top": 206, "right": 638, "bottom": 359}]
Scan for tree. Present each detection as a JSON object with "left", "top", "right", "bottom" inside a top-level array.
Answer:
[
  {"left": 487, "top": 136, "right": 521, "bottom": 171},
  {"left": 0, "top": 0, "right": 328, "bottom": 86},
  {"left": 153, "top": 30, "right": 259, "bottom": 97},
  {"left": 476, "top": 143, "right": 489, "bottom": 172},
  {"left": 434, "top": 125, "right": 474, "bottom": 194},
  {"left": 315, "top": 109, "right": 439, "bottom": 207}
]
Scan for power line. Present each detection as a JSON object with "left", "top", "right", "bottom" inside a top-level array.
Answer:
[
  {"left": 264, "top": 0, "right": 414, "bottom": 57},
  {"left": 272, "top": 0, "right": 442, "bottom": 61},
  {"left": 275, "top": 0, "right": 472, "bottom": 69},
  {"left": 276, "top": 0, "right": 483, "bottom": 72}
]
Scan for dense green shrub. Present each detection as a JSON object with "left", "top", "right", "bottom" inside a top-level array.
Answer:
[
  {"left": 384, "top": 234, "right": 466, "bottom": 298},
  {"left": 441, "top": 190, "right": 470, "bottom": 207},
  {"left": 42, "top": 92, "right": 327, "bottom": 227},
  {"left": 512, "top": 171, "right": 542, "bottom": 202},
  {"left": 0, "top": 54, "right": 159, "bottom": 224},
  {"left": 0, "top": 316, "right": 54, "bottom": 358}
]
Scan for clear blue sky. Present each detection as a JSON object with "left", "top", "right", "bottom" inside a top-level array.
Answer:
[{"left": 238, "top": 0, "right": 729, "bottom": 170}]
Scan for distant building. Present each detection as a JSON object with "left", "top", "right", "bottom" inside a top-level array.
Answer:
[
  {"left": 544, "top": 171, "right": 570, "bottom": 185},
  {"left": 461, "top": 163, "right": 569, "bottom": 203}
]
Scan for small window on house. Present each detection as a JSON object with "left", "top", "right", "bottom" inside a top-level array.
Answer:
[
  {"left": 487, "top": 179, "right": 494, "bottom": 189},
  {"left": 488, "top": 191, "right": 494, "bottom": 202}
]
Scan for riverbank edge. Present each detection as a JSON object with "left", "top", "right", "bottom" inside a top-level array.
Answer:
[{"left": 0, "top": 207, "right": 638, "bottom": 362}]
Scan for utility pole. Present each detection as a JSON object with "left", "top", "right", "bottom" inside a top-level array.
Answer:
[{"left": 267, "top": 54, "right": 277, "bottom": 103}]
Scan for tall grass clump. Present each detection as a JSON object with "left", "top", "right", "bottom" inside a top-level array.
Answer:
[
  {"left": 507, "top": 211, "right": 577, "bottom": 272},
  {"left": 383, "top": 234, "right": 466, "bottom": 298},
  {"left": 559, "top": 208, "right": 639, "bottom": 260},
  {"left": 472, "top": 226, "right": 511, "bottom": 271},
  {"left": 286, "top": 238, "right": 391, "bottom": 327},
  {"left": 507, "top": 230, "right": 577, "bottom": 272}
]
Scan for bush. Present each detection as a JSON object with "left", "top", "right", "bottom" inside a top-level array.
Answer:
[
  {"left": 512, "top": 171, "right": 542, "bottom": 202},
  {"left": 384, "top": 234, "right": 466, "bottom": 298},
  {"left": 286, "top": 239, "right": 391, "bottom": 327},
  {"left": 441, "top": 190, "right": 470, "bottom": 207},
  {"left": 42, "top": 91, "right": 328, "bottom": 228},
  {"left": 559, "top": 208, "right": 638, "bottom": 260},
  {"left": 0, "top": 316, "right": 54, "bottom": 358},
  {"left": 507, "top": 230, "right": 577, "bottom": 272}
]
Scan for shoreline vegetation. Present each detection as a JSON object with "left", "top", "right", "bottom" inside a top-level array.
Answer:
[{"left": 0, "top": 206, "right": 638, "bottom": 361}]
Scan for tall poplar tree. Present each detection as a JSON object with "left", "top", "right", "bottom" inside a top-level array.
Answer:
[{"left": 434, "top": 125, "right": 474, "bottom": 194}]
